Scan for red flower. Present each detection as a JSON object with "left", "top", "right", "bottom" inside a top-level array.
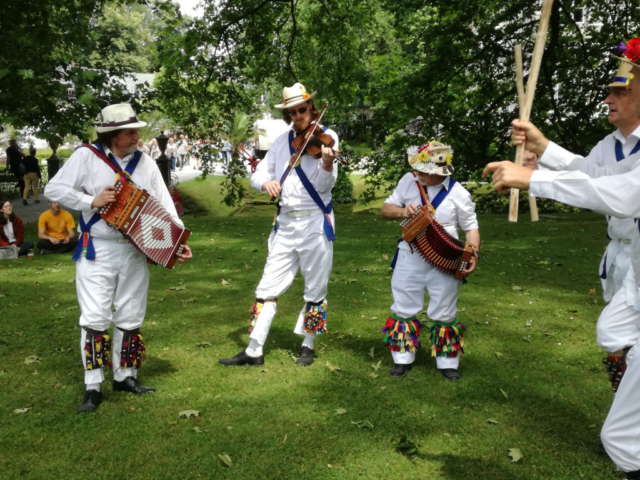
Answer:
[{"left": 624, "top": 38, "right": 640, "bottom": 63}]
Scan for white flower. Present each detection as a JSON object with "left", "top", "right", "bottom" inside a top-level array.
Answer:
[{"left": 424, "top": 162, "right": 439, "bottom": 174}]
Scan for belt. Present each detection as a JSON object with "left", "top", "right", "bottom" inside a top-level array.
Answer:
[{"left": 285, "top": 208, "right": 322, "bottom": 218}]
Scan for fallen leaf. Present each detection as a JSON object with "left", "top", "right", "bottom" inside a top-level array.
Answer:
[
  {"left": 369, "top": 347, "right": 375, "bottom": 358},
  {"left": 487, "top": 419, "right": 499, "bottom": 425},
  {"left": 218, "top": 453, "right": 232, "bottom": 467},
  {"left": 283, "top": 434, "right": 287, "bottom": 444},
  {"left": 392, "top": 434, "right": 419, "bottom": 457},
  {"left": 512, "top": 286, "right": 522, "bottom": 292},
  {"left": 382, "top": 254, "right": 389, "bottom": 260},
  {"left": 179, "top": 409, "right": 201, "bottom": 418},
  {"left": 193, "top": 427, "right": 205, "bottom": 434},
  {"left": 494, "top": 352, "right": 504, "bottom": 358},
  {"left": 34, "top": 281, "right": 41, "bottom": 286},
  {"left": 351, "top": 420, "right": 374, "bottom": 430},
  {"left": 588, "top": 289, "right": 596, "bottom": 295},
  {"left": 371, "top": 360, "right": 382, "bottom": 371},
  {"left": 508, "top": 448, "right": 523, "bottom": 463},
  {"left": 166, "top": 285, "right": 187, "bottom": 292},
  {"left": 13, "top": 408, "right": 31, "bottom": 414},
  {"left": 500, "top": 389, "right": 509, "bottom": 400},
  {"left": 197, "top": 342, "right": 213, "bottom": 348},
  {"left": 24, "top": 355, "right": 40, "bottom": 364},
  {"left": 130, "top": 406, "right": 135, "bottom": 411},
  {"left": 334, "top": 408, "right": 347, "bottom": 416},
  {"left": 325, "top": 361, "right": 341, "bottom": 373},
  {"left": 221, "top": 279, "right": 229, "bottom": 286}
]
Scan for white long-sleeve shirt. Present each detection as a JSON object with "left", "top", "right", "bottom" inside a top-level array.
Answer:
[
  {"left": 538, "top": 128, "right": 640, "bottom": 241},
  {"left": 384, "top": 174, "right": 479, "bottom": 252},
  {"left": 250, "top": 128, "right": 339, "bottom": 213},
  {"left": 44, "top": 146, "right": 183, "bottom": 241}
]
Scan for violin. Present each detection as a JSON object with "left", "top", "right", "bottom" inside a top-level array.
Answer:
[{"left": 291, "top": 110, "right": 348, "bottom": 167}]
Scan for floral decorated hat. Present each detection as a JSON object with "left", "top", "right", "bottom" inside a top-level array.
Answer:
[
  {"left": 407, "top": 141, "right": 454, "bottom": 176},
  {"left": 613, "top": 38, "right": 640, "bottom": 68},
  {"left": 274, "top": 83, "right": 317, "bottom": 109}
]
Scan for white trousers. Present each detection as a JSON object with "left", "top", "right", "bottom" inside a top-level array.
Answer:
[
  {"left": 597, "top": 270, "right": 640, "bottom": 353},
  {"left": 251, "top": 211, "right": 333, "bottom": 346},
  {"left": 601, "top": 344, "right": 640, "bottom": 473},
  {"left": 390, "top": 249, "right": 462, "bottom": 369},
  {"left": 76, "top": 238, "right": 149, "bottom": 384}
]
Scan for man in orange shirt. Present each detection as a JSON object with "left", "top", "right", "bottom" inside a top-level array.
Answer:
[{"left": 38, "top": 201, "right": 78, "bottom": 254}]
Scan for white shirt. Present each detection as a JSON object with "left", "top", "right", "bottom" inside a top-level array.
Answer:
[
  {"left": 539, "top": 127, "right": 640, "bottom": 240},
  {"left": 44, "top": 146, "right": 183, "bottom": 241},
  {"left": 250, "top": 128, "right": 339, "bottom": 213},
  {"left": 384, "top": 173, "right": 479, "bottom": 251},
  {"left": 176, "top": 140, "right": 187, "bottom": 155},
  {"left": 3, "top": 221, "right": 15, "bottom": 243}
]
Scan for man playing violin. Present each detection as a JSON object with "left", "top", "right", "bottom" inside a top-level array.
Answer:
[{"left": 219, "top": 83, "right": 339, "bottom": 368}]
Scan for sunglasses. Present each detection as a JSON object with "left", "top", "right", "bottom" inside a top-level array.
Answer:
[{"left": 287, "top": 106, "right": 308, "bottom": 117}]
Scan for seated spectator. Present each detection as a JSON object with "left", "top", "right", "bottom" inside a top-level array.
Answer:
[
  {"left": 21, "top": 146, "right": 41, "bottom": 205},
  {"left": 169, "top": 186, "right": 184, "bottom": 217},
  {"left": 38, "top": 202, "right": 77, "bottom": 254},
  {"left": 0, "top": 200, "right": 34, "bottom": 256}
]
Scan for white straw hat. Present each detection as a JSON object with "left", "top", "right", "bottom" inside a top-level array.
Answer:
[
  {"left": 95, "top": 103, "right": 147, "bottom": 133},
  {"left": 274, "top": 83, "right": 316, "bottom": 109}
]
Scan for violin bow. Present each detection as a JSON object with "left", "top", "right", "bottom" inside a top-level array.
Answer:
[{"left": 270, "top": 104, "right": 329, "bottom": 201}]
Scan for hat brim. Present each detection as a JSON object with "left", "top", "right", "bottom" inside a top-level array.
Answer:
[
  {"left": 274, "top": 92, "right": 317, "bottom": 109},
  {"left": 95, "top": 120, "right": 147, "bottom": 133},
  {"left": 613, "top": 55, "right": 640, "bottom": 68},
  {"left": 409, "top": 158, "right": 454, "bottom": 176}
]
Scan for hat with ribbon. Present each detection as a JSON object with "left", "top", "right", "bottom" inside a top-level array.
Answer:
[
  {"left": 609, "top": 61, "right": 634, "bottom": 87},
  {"left": 95, "top": 103, "right": 147, "bottom": 133},
  {"left": 613, "top": 38, "right": 640, "bottom": 68},
  {"left": 407, "top": 141, "right": 454, "bottom": 176},
  {"left": 274, "top": 83, "right": 317, "bottom": 109}
]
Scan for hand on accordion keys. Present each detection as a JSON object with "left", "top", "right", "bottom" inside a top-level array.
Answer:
[{"left": 460, "top": 248, "right": 478, "bottom": 277}]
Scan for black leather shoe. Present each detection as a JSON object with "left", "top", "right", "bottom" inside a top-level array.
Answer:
[
  {"left": 389, "top": 363, "right": 413, "bottom": 378},
  {"left": 218, "top": 350, "right": 264, "bottom": 366},
  {"left": 113, "top": 377, "right": 155, "bottom": 394},
  {"left": 296, "top": 346, "right": 315, "bottom": 366},
  {"left": 440, "top": 368, "right": 461, "bottom": 382},
  {"left": 77, "top": 389, "right": 102, "bottom": 414}
]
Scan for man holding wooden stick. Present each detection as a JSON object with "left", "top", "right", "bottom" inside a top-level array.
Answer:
[
  {"left": 482, "top": 39, "right": 640, "bottom": 480},
  {"left": 509, "top": 63, "right": 640, "bottom": 394}
]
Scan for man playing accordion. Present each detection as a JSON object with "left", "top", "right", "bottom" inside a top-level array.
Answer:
[
  {"left": 381, "top": 142, "right": 480, "bottom": 381},
  {"left": 45, "top": 103, "right": 192, "bottom": 414}
]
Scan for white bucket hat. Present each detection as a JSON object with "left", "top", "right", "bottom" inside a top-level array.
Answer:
[
  {"left": 407, "top": 141, "right": 454, "bottom": 176},
  {"left": 274, "top": 83, "right": 316, "bottom": 109},
  {"left": 95, "top": 103, "right": 147, "bottom": 133}
]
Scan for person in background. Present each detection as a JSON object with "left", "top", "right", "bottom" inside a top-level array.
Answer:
[
  {"left": 168, "top": 186, "right": 184, "bottom": 217},
  {"left": 21, "top": 146, "right": 41, "bottom": 205},
  {"left": 176, "top": 134, "right": 187, "bottom": 170},
  {"left": 6, "top": 139, "right": 25, "bottom": 198},
  {"left": 166, "top": 137, "right": 177, "bottom": 171},
  {"left": 0, "top": 201, "right": 34, "bottom": 256},
  {"left": 149, "top": 138, "right": 160, "bottom": 160},
  {"left": 37, "top": 201, "right": 77, "bottom": 254},
  {"left": 137, "top": 139, "right": 149, "bottom": 156}
]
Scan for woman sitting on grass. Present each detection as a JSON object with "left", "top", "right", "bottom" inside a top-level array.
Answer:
[{"left": 0, "top": 200, "right": 34, "bottom": 256}]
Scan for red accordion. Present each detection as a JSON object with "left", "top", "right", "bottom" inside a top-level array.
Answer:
[
  {"left": 98, "top": 176, "right": 190, "bottom": 269},
  {"left": 400, "top": 205, "right": 474, "bottom": 281}
]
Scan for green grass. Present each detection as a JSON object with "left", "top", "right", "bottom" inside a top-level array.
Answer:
[{"left": 0, "top": 182, "right": 621, "bottom": 479}]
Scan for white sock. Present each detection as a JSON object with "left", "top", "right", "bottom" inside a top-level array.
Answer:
[
  {"left": 246, "top": 339, "right": 263, "bottom": 357},
  {"left": 302, "top": 335, "right": 314, "bottom": 350},
  {"left": 86, "top": 383, "right": 101, "bottom": 392}
]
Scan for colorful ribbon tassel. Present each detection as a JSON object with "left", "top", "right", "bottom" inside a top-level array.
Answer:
[
  {"left": 304, "top": 303, "right": 327, "bottom": 335},
  {"left": 430, "top": 321, "right": 466, "bottom": 358},
  {"left": 248, "top": 301, "right": 264, "bottom": 333},
  {"left": 121, "top": 333, "right": 146, "bottom": 369},
  {"left": 381, "top": 315, "right": 422, "bottom": 352},
  {"left": 84, "top": 334, "right": 112, "bottom": 370}
]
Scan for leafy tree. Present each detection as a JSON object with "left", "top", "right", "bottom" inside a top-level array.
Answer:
[{"left": 157, "top": 0, "right": 640, "bottom": 206}]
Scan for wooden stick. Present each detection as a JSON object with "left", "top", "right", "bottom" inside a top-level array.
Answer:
[
  {"left": 515, "top": 45, "right": 540, "bottom": 221},
  {"left": 509, "top": 0, "right": 554, "bottom": 222}
]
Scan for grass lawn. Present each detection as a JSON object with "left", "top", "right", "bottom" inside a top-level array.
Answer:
[{"left": 0, "top": 177, "right": 622, "bottom": 479}]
